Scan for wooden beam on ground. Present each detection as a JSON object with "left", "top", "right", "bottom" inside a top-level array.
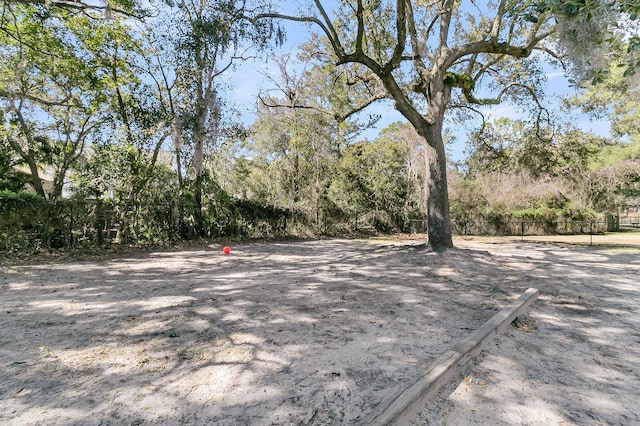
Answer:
[{"left": 362, "top": 287, "right": 540, "bottom": 425}]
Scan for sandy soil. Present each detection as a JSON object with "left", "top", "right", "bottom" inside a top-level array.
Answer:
[{"left": 1, "top": 234, "right": 639, "bottom": 425}]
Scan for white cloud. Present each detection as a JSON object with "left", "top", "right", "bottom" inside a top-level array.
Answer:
[
  {"left": 546, "top": 71, "right": 566, "bottom": 80},
  {"left": 482, "top": 104, "right": 520, "bottom": 120}
]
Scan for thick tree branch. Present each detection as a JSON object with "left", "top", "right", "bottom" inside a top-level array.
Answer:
[
  {"left": 253, "top": 11, "right": 345, "bottom": 59},
  {"left": 257, "top": 89, "right": 389, "bottom": 124},
  {"left": 490, "top": 0, "right": 507, "bottom": 40},
  {"left": 405, "top": 0, "right": 430, "bottom": 84},
  {"left": 355, "top": 0, "right": 364, "bottom": 55},
  {"left": 313, "top": 0, "right": 344, "bottom": 55},
  {"left": 0, "top": 88, "right": 73, "bottom": 107},
  {"left": 445, "top": 30, "right": 552, "bottom": 71},
  {"left": 387, "top": 0, "right": 407, "bottom": 70},
  {"left": 8, "top": 0, "right": 141, "bottom": 18},
  {"left": 439, "top": 0, "right": 454, "bottom": 48}
]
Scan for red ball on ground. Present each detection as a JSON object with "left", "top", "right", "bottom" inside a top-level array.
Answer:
[{"left": 222, "top": 246, "right": 231, "bottom": 255}]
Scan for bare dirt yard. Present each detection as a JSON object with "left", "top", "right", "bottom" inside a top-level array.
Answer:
[{"left": 1, "top": 233, "right": 639, "bottom": 425}]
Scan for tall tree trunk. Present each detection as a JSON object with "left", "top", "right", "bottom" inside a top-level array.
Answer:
[
  {"left": 293, "top": 145, "right": 300, "bottom": 203},
  {"left": 192, "top": 127, "right": 205, "bottom": 237},
  {"left": 193, "top": 77, "right": 206, "bottom": 238},
  {"left": 422, "top": 124, "right": 453, "bottom": 251},
  {"left": 379, "top": 70, "right": 454, "bottom": 250},
  {"left": 175, "top": 146, "right": 186, "bottom": 236},
  {"left": 194, "top": 172, "right": 204, "bottom": 237},
  {"left": 385, "top": 91, "right": 454, "bottom": 250}
]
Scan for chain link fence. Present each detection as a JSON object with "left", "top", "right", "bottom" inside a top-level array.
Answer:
[{"left": 408, "top": 216, "right": 637, "bottom": 245}]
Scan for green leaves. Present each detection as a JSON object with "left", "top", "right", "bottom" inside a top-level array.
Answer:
[
  {"left": 549, "top": 0, "right": 640, "bottom": 84},
  {"left": 327, "top": 124, "right": 419, "bottom": 231},
  {"left": 0, "top": 2, "right": 143, "bottom": 200}
]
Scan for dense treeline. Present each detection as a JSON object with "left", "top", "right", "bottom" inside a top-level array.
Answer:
[
  {"left": 1, "top": 0, "right": 639, "bottom": 251},
  {"left": 3, "top": 108, "right": 639, "bottom": 251},
  {"left": 452, "top": 60, "right": 640, "bottom": 231}
]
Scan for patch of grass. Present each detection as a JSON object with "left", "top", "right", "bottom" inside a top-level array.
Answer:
[{"left": 603, "top": 246, "right": 640, "bottom": 254}]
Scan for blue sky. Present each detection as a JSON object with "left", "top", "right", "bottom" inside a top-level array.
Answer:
[{"left": 222, "top": 4, "right": 614, "bottom": 163}]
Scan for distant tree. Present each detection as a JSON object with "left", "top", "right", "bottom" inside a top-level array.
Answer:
[
  {"left": 158, "top": 0, "right": 278, "bottom": 236},
  {"left": 566, "top": 65, "right": 640, "bottom": 152},
  {"left": 329, "top": 124, "right": 417, "bottom": 231},
  {"left": 561, "top": 45, "right": 640, "bottom": 211},
  {"left": 0, "top": 138, "right": 25, "bottom": 192},
  {"left": 237, "top": 44, "right": 392, "bottom": 234},
  {"left": 457, "top": 114, "right": 640, "bottom": 224},
  {"left": 0, "top": 3, "right": 113, "bottom": 198},
  {"left": 249, "top": 53, "right": 364, "bottom": 211},
  {"left": 465, "top": 118, "right": 557, "bottom": 180}
]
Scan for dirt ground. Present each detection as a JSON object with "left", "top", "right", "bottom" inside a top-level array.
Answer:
[{"left": 1, "top": 233, "right": 639, "bottom": 425}]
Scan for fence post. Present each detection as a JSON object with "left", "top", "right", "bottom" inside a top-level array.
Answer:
[
  {"left": 590, "top": 221, "right": 593, "bottom": 246},
  {"left": 521, "top": 221, "right": 524, "bottom": 242}
]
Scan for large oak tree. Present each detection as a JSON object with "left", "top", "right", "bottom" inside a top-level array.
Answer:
[{"left": 257, "top": 0, "right": 635, "bottom": 250}]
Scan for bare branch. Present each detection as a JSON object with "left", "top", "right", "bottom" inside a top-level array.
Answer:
[
  {"left": 337, "top": 92, "right": 390, "bottom": 122},
  {"left": 534, "top": 45, "right": 564, "bottom": 62},
  {"left": 460, "top": 81, "right": 519, "bottom": 105},
  {"left": 451, "top": 103, "right": 488, "bottom": 134},
  {"left": 388, "top": 0, "right": 407, "bottom": 69},
  {"left": 258, "top": 92, "right": 327, "bottom": 113},
  {"left": 469, "top": 54, "right": 506, "bottom": 85},
  {"left": 460, "top": 82, "right": 551, "bottom": 141},
  {"left": 490, "top": 0, "right": 507, "bottom": 40},
  {"left": 257, "top": 88, "right": 389, "bottom": 124},
  {"left": 253, "top": 11, "right": 345, "bottom": 60}
]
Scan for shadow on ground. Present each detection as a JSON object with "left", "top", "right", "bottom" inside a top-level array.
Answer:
[
  {"left": 417, "top": 239, "right": 640, "bottom": 425},
  {"left": 1, "top": 237, "right": 638, "bottom": 425}
]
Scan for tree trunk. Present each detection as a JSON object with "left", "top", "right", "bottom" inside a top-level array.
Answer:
[
  {"left": 25, "top": 158, "right": 46, "bottom": 198},
  {"left": 193, "top": 101, "right": 206, "bottom": 238},
  {"left": 405, "top": 113, "right": 453, "bottom": 251},
  {"left": 175, "top": 146, "right": 186, "bottom": 237},
  {"left": 423, "top": 124, "right": 453, "bottom": 251},
  {"left": 379, "top": 72, "right": 454, "bottom": 250},
  {"left": 293, "top": 145, "right": 300, "bottom": 203},
  {"left": 5, "top": 113, "right": 47, "bottom": 198},
  {"left": 194, "top": 172, "right": 205, "bottom": 237},
  {"left": 52, "top": 171, "right": 64, "bottom": 199}
]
